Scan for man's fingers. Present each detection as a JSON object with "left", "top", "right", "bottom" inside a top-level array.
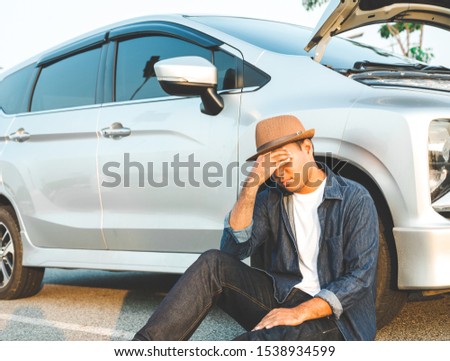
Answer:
[
  {"left": 252, "top": 308, "right": 303, "bottom": 331},
  {"left": 258, "top": 152, "right": 292, "bottom": 172},
  {"left": 258, "top": 148, "right": 292, "bottom": 163},
  {"left": 249, "top": 148, "right": 294, "bottom": 186},
  {"left": 252, "top": 309, "right": 284, "bottom": 331}
]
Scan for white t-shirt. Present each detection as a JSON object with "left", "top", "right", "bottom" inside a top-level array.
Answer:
[{"left": 292, "top": 179, "right": 326, "bottom": 296}]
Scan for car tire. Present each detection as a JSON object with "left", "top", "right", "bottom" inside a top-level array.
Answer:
[
  {"left": 375, "top": 215, "right": 408, "bottom": 329},
  {"left": 0, "top": 206, "right": 44, "bottom": 299}
]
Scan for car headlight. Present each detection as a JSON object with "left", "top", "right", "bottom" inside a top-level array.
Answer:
[{"left": 428, "top": 119, "right": 450, "bottom": 205}]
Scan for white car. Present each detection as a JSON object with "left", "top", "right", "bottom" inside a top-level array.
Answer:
[{"left": 0, "top": 0, "right": 449, "bottom": 328}]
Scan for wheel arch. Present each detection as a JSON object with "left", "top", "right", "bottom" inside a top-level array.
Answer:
[
  {"left": 0, "top": 195, "right": 45, "bottom": 299},
  {"left": 317, "top": 154, "right": 404, "bottom": 280},
  {"left": 316, "top": 154, "right": 394, "bottom": 230},
  {"left": 0, "top": 194, "right": 18, "bottom": 223}
]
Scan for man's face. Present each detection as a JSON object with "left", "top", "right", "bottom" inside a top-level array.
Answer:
[{"left": 272, "top": 141, "right": 316, "bottom": 193}]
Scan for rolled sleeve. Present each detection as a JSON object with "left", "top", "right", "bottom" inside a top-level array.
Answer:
[
  {"left": 315, "top": 289, "right": 343, "bottom": 319},
  {"left": 223, "top": 212, "right": 253, "bottom": 244}
]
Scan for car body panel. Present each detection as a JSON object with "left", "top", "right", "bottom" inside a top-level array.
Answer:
[
  {"left": 98, "top": 94, "right": 240, "bottom": 252},
  {"left": 395, "top": 227, "right": 450, "bottom": 289},
  {"left": 4, "top": 106, "right": 105, "bottom": 249},
  {"left": 235, "top": 53, "right": 365, "bottom": 166},
  {"left": 0, "top": 114, "right": 14, "bottom": 157}
]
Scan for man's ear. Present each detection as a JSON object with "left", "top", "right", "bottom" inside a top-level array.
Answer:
[{"left": 302, "top": 139, "right": 313, "bottom": 155}]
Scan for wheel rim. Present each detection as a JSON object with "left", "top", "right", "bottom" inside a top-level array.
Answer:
[{"left": 0, "top": 222, "right": 14, "bottom": 289}]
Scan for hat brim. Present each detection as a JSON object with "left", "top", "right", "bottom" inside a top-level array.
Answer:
[{"left": 246, "top": 128, "right": 315, "bottom": 162}]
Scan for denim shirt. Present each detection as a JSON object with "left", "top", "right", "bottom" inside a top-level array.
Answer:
[{"left": 220, "top": 165, "right": 379, "bottom": 340}]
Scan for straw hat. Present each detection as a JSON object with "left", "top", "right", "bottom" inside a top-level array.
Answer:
[{"left": 247, "top": 115, "right": 315, "bottom": 161}]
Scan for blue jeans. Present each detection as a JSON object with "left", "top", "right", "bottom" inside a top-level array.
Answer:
[{"left": 133, "top": 250, "right": 343, "bottom": 341}]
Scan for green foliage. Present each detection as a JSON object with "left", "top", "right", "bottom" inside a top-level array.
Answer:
[
  {"left": 302, "top": 0, "right": 328, "bottom": 11},
  {"left": 410, "top": 47, "right": 434, "bottom": 63},
  {"left": 379, "top": 23, "right": 423, "bottom": 39},
  {"left": 379, "top": 24, "right": 399, "bottom": 39},
  {"left": 378, "top": 23, "right": 434, "bottom": 63}
]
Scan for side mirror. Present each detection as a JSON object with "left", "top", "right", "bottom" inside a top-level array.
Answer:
[{"left": 155, "top": 56, "right": 224, "bottom": 116}]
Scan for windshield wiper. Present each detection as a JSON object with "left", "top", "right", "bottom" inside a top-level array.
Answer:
[
  {"left": 352, "top": 61, "right": 450, "bottom": 73},
  {"left": 421, "top": 65, "right": 450, "bottom": 72}
]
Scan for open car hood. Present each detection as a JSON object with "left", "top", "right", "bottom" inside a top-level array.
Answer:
[{"left": 305, "top": 0, "right": 450, "bottom": 61}]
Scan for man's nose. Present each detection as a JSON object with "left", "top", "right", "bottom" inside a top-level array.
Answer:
[{"left": 274, "top": 167, "right": 286, "bottom": 179}]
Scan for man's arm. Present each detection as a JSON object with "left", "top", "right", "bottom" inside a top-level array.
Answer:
[
  {"left": 316, "top": 192, "right": 379, "bottom": 315},
  {"left": 229, "top": 148, "right": 292, "bottom": 230},
  {"left": 220, "top": 148, "right": 292, "bottom": 259}
]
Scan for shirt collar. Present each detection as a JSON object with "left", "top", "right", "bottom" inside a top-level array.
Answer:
[{"left": 320, "top": 163, "right": 345, "bottom": 201}]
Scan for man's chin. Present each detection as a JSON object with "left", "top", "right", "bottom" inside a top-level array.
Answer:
[{"left": 279, "top": 182, "right": 303, "bottom": 193}]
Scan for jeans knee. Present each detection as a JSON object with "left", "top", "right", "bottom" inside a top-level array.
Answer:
[
  {"left": 197, "top": 249, "right": 236, "bottom": 272},
  {"left": 198, "top": 249, "right": 223, "bottom": 266},
  {"left": 195, "top": 249, "right": 241, "bottom": 282}
]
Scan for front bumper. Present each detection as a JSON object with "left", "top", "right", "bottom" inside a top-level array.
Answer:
[{"left": 394, "top": 226, "right": 450, "bottom": 289}]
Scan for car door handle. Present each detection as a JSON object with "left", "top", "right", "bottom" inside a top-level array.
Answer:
[
  {"left": 8, "top": 128, "right": 30, "bottom": 143},
  {"left": 101, "top": 123, "right": 131, "bottom": 139}
]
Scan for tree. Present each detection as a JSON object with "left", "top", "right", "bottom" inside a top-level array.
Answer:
[
  {"left": 379, "top": 23, "right": 434, "bottom": 63},
  {"left": 302, "top": 0, "right": 434, "bottom": 63}
]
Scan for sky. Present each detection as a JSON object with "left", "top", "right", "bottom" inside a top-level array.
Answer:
[{"left": 0, "top": 0, "right": 449, "bottom": 72}]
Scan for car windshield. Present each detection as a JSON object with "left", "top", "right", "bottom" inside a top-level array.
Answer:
[{"left": 189, "top": 16, "right": 414, "bottom": 69}]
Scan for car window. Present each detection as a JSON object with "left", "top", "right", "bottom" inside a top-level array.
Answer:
[
  {"left": 115, "top": 35, "right": 248, "bottom": 102},
  {"left": 31, "top": 47, "right": 101, "bottom": 112},
  {"left": 0, "top": 64, "right": 35, "bottom": 114},
  {"left": 213, "top": 50, "right": 241, "bottom": 90},
  {"left": 115, "top": 36, "right": 212, "bottom": 102}
]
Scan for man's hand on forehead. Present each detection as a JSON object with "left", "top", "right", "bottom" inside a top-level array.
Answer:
[
  {"left": 260, "top": 148, "right": 292, "bottom": 170},
  {"left": 246, "top": 148, "right": 291, "bottom": 186}
]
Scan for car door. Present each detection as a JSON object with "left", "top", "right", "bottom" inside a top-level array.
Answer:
[
  {"left": 0, "top": 64, "right": 36, "bottom": 156},
  {"left": 2, "top": 45, "right": 106, "bottom": 250},
  {"left": 98, "top": 27, "right": 242, "bottom": 252}
]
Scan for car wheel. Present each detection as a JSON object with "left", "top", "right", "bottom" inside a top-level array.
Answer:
[
  {"left": 0, "top": 206, "right": 44, "bottom": 299},
  {"left": 375, "top": 215, "right": 408, "bottom": 329}
]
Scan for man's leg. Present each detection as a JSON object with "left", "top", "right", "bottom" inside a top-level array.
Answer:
[{"left": 133, "top": 249, "right": 278, "bottom": 341}]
